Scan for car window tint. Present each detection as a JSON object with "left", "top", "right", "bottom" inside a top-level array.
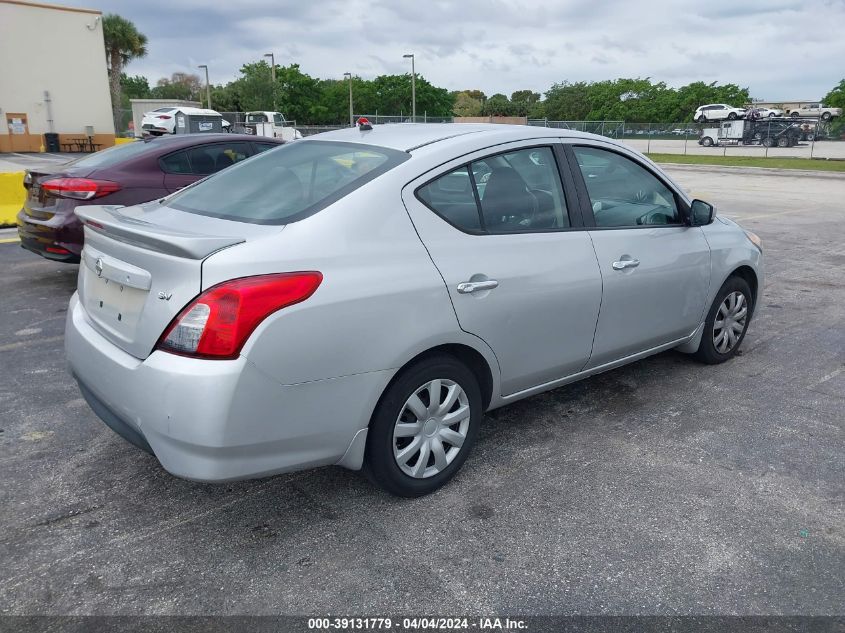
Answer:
[
  {"left": 417, "top": 166, "right": 481, "bottom": 231},
  {"left": 253, "top": 143, "right": 278, "bottom": 154},
  {"left": 168, "top": 140, "right": 409, "bottom": 225},
  {"left": 160, "top": 150, "right": 191, "bottom": 174},
  {"left": 573, "top": 146, "right": 679, "bottom": 228},
  {"left": 471, "top": 147, "right": 569, "bottom": 233},
  {"left": 186, "top": 142, "right": 251, "bottom": 175}
]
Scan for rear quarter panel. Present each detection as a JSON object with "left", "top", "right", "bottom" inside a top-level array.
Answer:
[{"left": 201, "top": 170, "right": 501, "bottom": 390}]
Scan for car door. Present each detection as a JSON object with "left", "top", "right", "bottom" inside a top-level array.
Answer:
[
  {"left": 161, "top": 141, "right": 253, "bottom": 193},
  {"left": 565, "top": 142, "right": 711, "bottom": 368},
  {"left": 402, "top": 142, "right": 603, "bottom": 396}
]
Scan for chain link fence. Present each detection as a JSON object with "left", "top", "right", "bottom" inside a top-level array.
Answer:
[{"left": 116, "top": 108, "right": 844, "bottom": 159}]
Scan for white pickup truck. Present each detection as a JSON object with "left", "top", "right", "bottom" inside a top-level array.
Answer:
[
  {"left": 785, "top": 103, "right": 842, "bottom": 120},
  {"left": 243, "top": 111, "right": 303, "bottom": 141}
]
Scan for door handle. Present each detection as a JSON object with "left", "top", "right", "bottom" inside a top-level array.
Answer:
[
  {"left": 612, "top": 259, "right": 640, "bottom": 270},
  {"left": 457, "top": 280, "right": 499, "bottom": 294}
]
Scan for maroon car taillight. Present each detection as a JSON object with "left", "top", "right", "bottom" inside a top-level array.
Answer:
[
  {"left": 41, "top": 177, "right": 121, "bottom": 200},
  {"left": 155, "top": 272, "right": 323, "bottom": 360}
]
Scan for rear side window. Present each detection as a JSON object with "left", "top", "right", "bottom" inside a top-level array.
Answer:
[
  {"left": 185, "top": 142, "right": 251, "bottom": 175},
  {"left": 168, "top": 141, "right": 409, "bottom": 224},
  {"left": 417, "top": 166, "right": 481, "bottom": 231},
  {"left": 160, "top": 150, "right": 191, "bottom": 174},
  {"left": 417, "top": 146, "right": 570, "bottom": 234}
]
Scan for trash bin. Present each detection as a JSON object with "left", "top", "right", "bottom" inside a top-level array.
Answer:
[{"left": 44, "top": 133, "right": 60, "bottom": 152}]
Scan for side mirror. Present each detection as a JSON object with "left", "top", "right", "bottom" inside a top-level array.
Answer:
[{"left": 690, "top": 199, "right": 715, "bottom": 226}]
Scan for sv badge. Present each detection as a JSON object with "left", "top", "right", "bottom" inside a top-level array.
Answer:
[{"left": 157, "top": 291, "right": 173, "bottom": 301}]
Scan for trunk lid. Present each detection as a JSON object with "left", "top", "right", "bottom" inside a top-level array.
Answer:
[
  {"left": 75, "top": 202, "right": 282, "bottom": 359},
  {"left": 24, "top": 165, "right": 92, "bottom": 220}
]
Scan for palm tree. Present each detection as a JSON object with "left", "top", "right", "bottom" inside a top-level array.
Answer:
[{"left": 103, "top": 14, "right": 148, "bottom": 132}]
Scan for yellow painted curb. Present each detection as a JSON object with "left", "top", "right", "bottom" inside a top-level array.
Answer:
[{"left": 0, "top": 172, "right": 25, "bottom": 226}]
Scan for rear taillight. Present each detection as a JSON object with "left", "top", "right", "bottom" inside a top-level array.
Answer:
[
  {"left": 41, "top": 178, "right": 121, "bottom": 200},
  {"left": 155, "top": 272, "right": 323, "bottom": 360},
  {"left": 156, "top": 115, "right": 172, "bottom": 120}
]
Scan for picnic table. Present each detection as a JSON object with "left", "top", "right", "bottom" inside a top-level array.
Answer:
[{"left": 63, "top": 137, "right": 103, "bottom": 152}]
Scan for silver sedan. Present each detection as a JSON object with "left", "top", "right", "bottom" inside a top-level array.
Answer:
[{"left": 65, "top": 124, "right": 763, "bottom": 496}]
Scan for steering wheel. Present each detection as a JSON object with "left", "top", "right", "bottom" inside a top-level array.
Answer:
[{"left": 636, "top": 208, "right": 671, "bottom": 225}]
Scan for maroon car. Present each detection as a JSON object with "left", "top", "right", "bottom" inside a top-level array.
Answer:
[{"left": 17, "top": 133, "right": 284, "bottom": 263}]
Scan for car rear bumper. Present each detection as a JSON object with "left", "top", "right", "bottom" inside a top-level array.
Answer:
[
  {"left": 17, "top": 207, "right": 82, "bottom": 262},
  {"left": 65, "top": 293, "right": 389, "bottom": 481}
]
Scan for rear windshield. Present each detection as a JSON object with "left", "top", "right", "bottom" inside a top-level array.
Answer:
[
  {"left": 167, "top": 140, "right": 409, "bottom": 224},
  {"left": 64, "top": 140, "right": 152, "bottom": 170}
]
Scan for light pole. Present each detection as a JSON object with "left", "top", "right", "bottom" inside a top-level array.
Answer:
[
  {"left": 343, "top": 72, "right": 354, "bottom": 127},
  {"left": 198, "top": 64, "right": 211, "bottom": 109},
  {"left": 403, "top": 53, "right": 415, "bottom": 122},
  {"left": 264, "top": 53, "right": 276, "bottom": 111}
]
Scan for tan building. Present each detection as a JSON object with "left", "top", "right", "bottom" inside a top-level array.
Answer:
[{"left": 0, "top": 0, "right": 115, "bottom": 152}]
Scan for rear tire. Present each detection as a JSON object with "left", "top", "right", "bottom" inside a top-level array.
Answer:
[
  {"left": 761, "top": 136, "right": 775, "bottom": 147},
  {"left": 697, "top": 115, "right": 707, "bottom": 123},
  {"left": 777, "top": 136, "right": 789, "bottom": 148},
  {"left": 790, "top": 111, "right": 800, "bottom": 118},
  {"left": 693, "top": 276, "right": 753, "bottom": 365},
  {"left": 728, "top": 112, "right": 738, "bottom": 120},
  {"left": 363, "top": 355, "right": 482, "bottom": 497}
]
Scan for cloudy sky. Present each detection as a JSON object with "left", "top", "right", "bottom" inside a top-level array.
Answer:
[{"left": 69, "top": 0, "right": 843, "bottom": 100}]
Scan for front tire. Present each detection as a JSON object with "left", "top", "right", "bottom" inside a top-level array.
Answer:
[
  {"left": 701, "top": 136, "right": 714, "bottom": 147},
  {"left": 364, "top": 355, "right": 482, "bottom": 497},
  {"left": 693, "top": 276, "right": 753, "bottom": 364}
]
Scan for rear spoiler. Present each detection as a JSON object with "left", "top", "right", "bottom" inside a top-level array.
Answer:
[{"left": 75, "top": 205, "right": 244, "bottom": 259}]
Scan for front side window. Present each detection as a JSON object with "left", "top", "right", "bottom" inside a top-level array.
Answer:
[
  {"left": 417, "top": 146, "right": 569, "bottom": 234},
  {"left": 169, "top": 140, "right": 409, "bottom": 224},
  {"left": 273, "top": 113, "right": 284, "bottom": 125},
  {"left": 573, "top": 146, "right": 680, "bottom": 227}
]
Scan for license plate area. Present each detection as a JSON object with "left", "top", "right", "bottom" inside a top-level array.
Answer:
[{"left": 81, "top": 268, "right": 148, "bottom": 340}]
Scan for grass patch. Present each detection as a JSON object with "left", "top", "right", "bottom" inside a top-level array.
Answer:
[{"left": 646, "top": 153, "right": 845, "bottom": 172}]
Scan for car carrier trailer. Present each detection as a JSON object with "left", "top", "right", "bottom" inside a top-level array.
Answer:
[{"left": 699, "top": 118, "right": 803, "bottom": 148}]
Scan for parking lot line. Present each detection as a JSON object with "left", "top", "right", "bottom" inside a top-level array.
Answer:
[{"left": 0, "top": 237, "right": 20, "bottom": 244}]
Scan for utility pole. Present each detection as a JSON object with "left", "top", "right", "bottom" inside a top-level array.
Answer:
[
  {"left": 198, "top": 65, "right": 211, "bottom": 109},
  {"left": 343, "top": 72, "right": 354, "bottom": 127},
  {"left": 264, "top": 53, "right": 276, "bottom": 111},
  {"left": 403, "top": 53, "right": 415, "bottom": 122}
]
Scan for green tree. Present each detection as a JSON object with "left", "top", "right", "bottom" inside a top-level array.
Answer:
[
  {"left": 119, "top": 74, "right": 150, "bottom": 107},
  {"left": 822, "top": 79, "right": 845, "bottom": 109},
  {"left": 103, "top": 14, "right": 148, "bottom": 131},
  {"left": 150, "top": 72, "right": 203, "bottom": 101},
  {"left": 482, "top": 93, "right": 515, "bottom": 116},
  {"left": 453, "top": 91, "right": 483, "bottom": 117}
]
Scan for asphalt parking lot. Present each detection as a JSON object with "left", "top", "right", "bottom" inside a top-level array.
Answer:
[{"left": 0, "top": 165, "right": 843, "bottom": 616}]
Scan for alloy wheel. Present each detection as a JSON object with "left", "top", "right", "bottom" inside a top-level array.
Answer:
[
  {"left": 393, "top": 379, "right": 470, "bottom": 479},
  {"left": 713, "top": 291, "right": 748, "bottom": 354}
]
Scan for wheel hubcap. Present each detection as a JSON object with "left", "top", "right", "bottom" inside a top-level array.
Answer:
[
  {"left": 713, "top": 291, "right": 748, "bottom": 354},
  {"left": 393, "top": 379, "right": 470, "bottom": 479}
]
